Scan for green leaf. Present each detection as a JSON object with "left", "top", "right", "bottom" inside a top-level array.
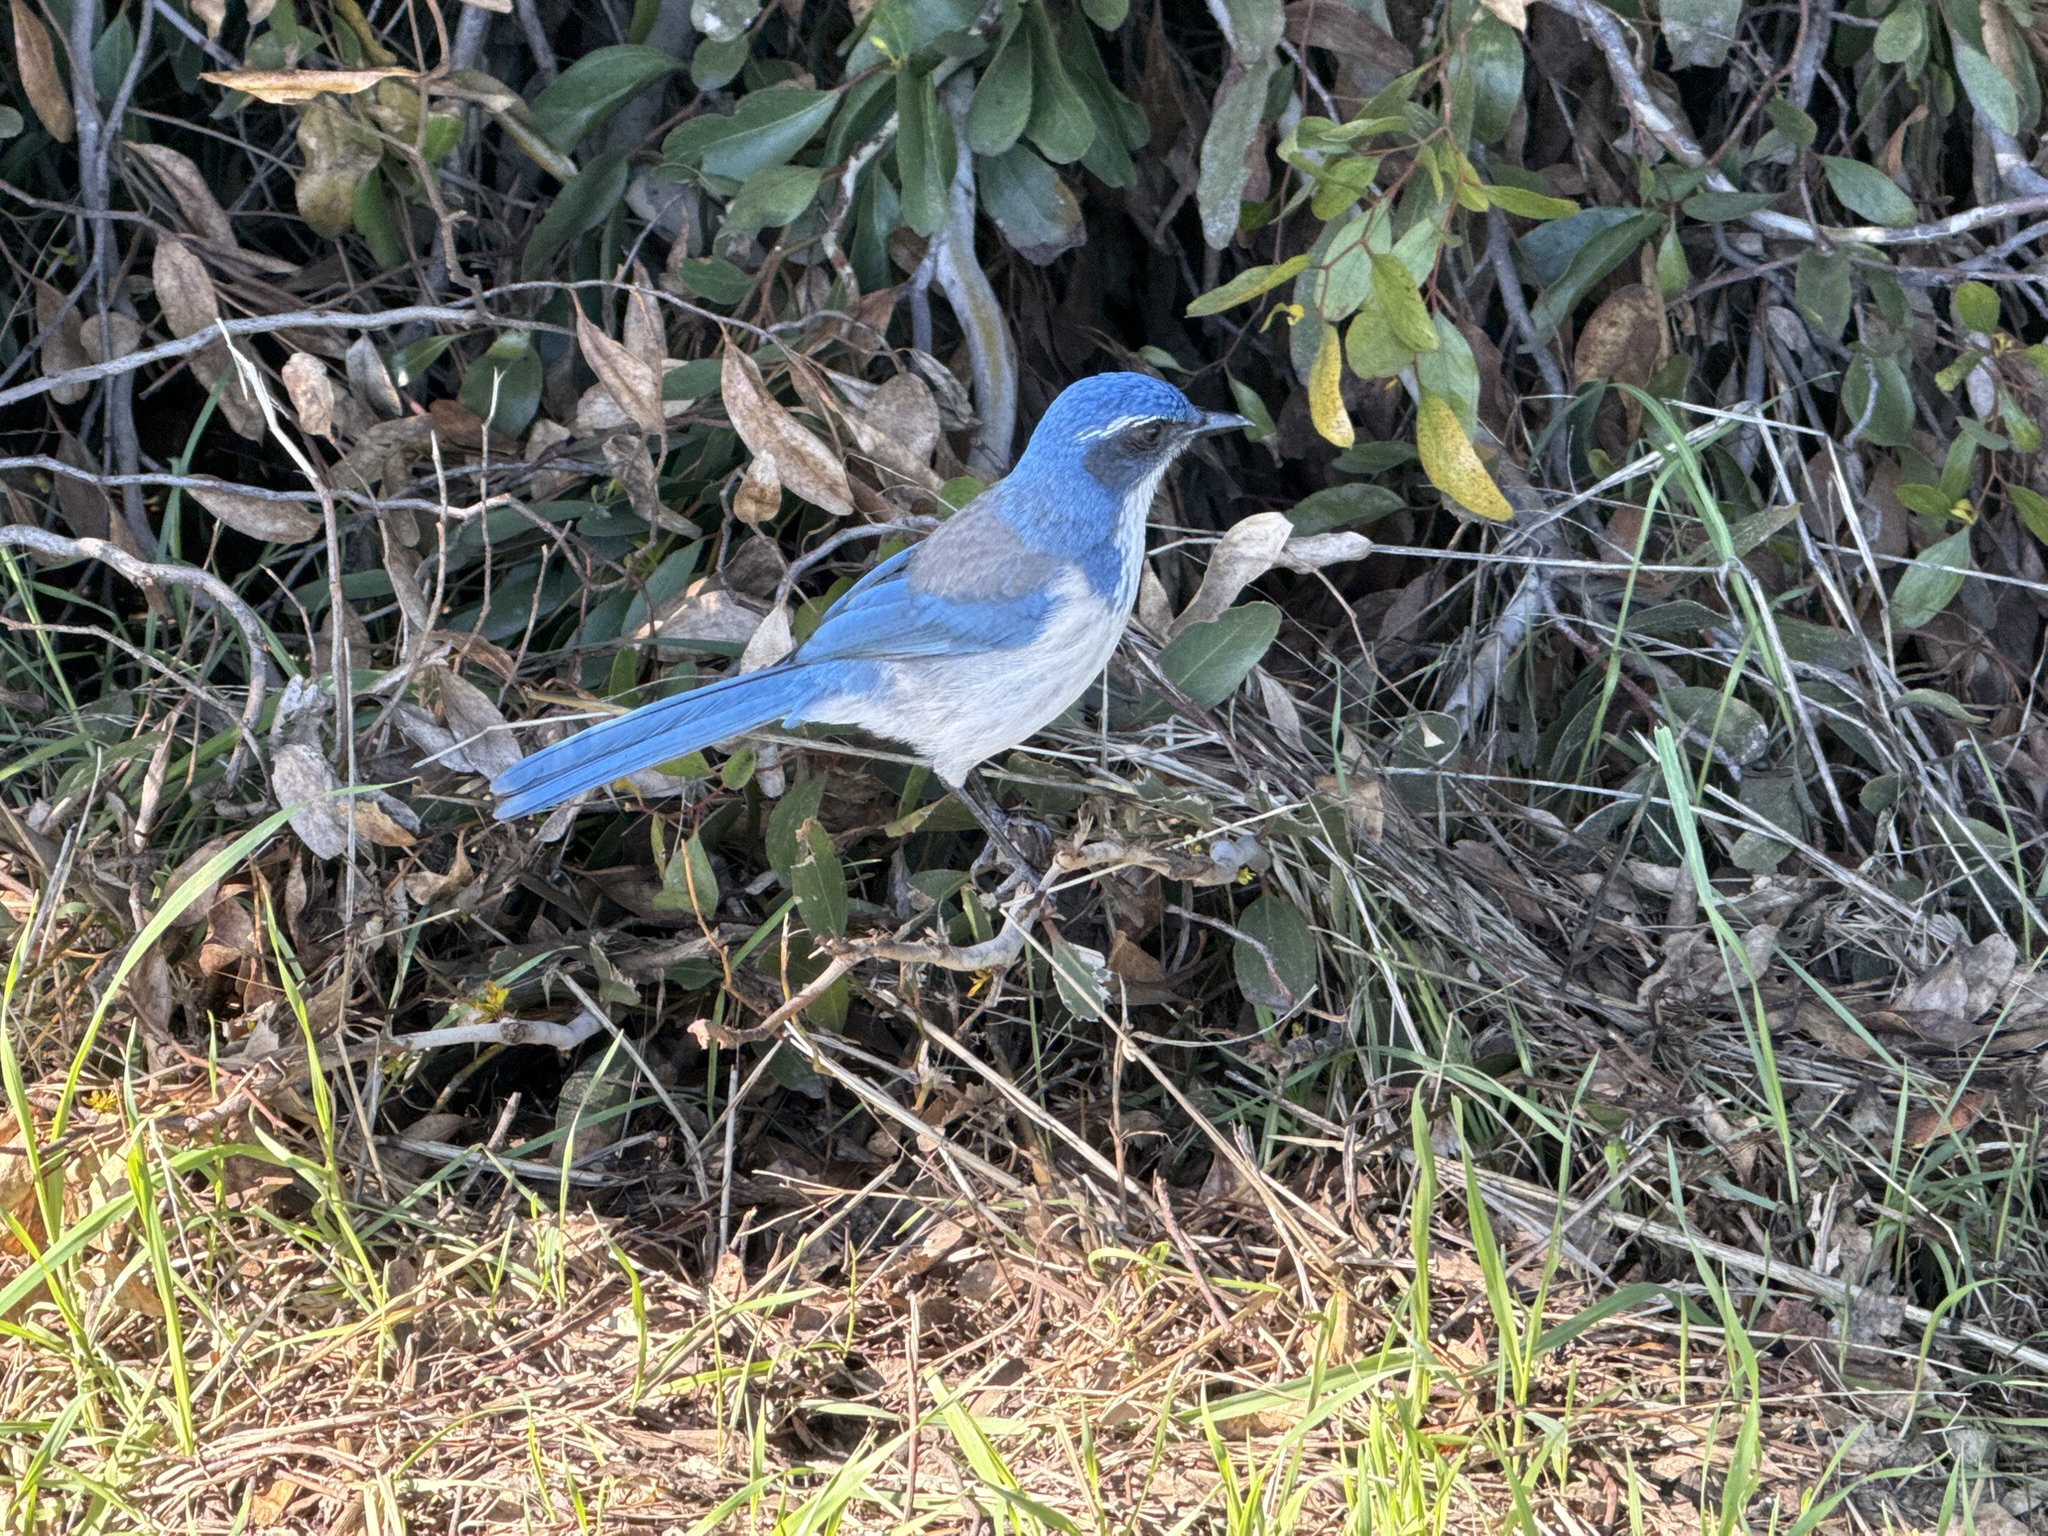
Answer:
[
  {"left": 1681, "top": 190, "right": 1779, "bottom": 222},
  {"left": 521, "top": 148, "right": 629, "bottom": 278},
  {"left": 1079, "top": 0, "right": 1127, "bottom": 25},
  {"left": 965, "top": 25, "right": 1032, "bottom": 156},
  {"left": 388, "top": 334, "right": 455, "bottom": 390},
  {"left": 790, "top": 817, "right": 848, "bottom": 938},
  {"left": 459, "top": 331, "right": 541, "bottom": 437},
  {"left": 1873, "top": 0, "right": 1925, "bottom": 62},
  {"left": 1287, "top": 483, "right": 1403, "bottom": 535},
  {"left": 690, "top": 32, "right": 749, "bottom": 89},
  {"left": 1656, "top": 223, "right": 1690, "bottom": 296},
  {"left": 1458, "top": 12, "right": 1523, "bottom": 145},
  {"left": 1233, "top": 893, "right": 1315, "bottom": 1011},
  {"left": 1890, "top": 529, "right": 1971, "bottom": 630},
  {"left": 351, "top": 162, "right": 406, "bottom": 269},
  {"left": 1188, "top": 254, "right": 1311, "bottom": 316},
  {"left": 1528, "top": 211, "right": 1660, "bottom": 337},
  {"left": 1159, "top": 601, "right": 1281, "bottom": 707},
  {"left": 895, "top": 67, "right": 955, "bottom": 237},
  {"left": 655, "top": 830, "right": 720, "bottom": 917},
  {"left": 724, "top": 162, "right": 823, "bottom": 233},
  {"left": 1660, "top": 0, "right": 1741, "bottom": 68},
  {"left": 1794, "top": 248, "right": 1851, "bottom": 342},
  {"left": 1661, "top": 687, "right": 1770, "bottom": 766},
  {"left": 1414, "top": 313, "right": 1480, "bottom": 432},
  {"left": 677, "top": 256, "right": 755, "bottom": 305},
  {"left": 1062, "top": 16, "right": 1145, "bottom": 186},
  {"left": 1344, "top": 292, "right": 1417, "bottom": 380},
  {"left": 2010, "top": 484, "right": 2048, "bottom": 542},
  {"left": 1481, "top": 182, "right": 1578, "bottom": 220},
  {"left": 662, "top": 86, "right": 840, "bottom": 181},
  {"left": 1048, "top": 933, "right": 1111, "bottom": 1020},
  {"left": 1023, "top": 0, "right": 1095, "bottom": 164},
  {"left": 531, "top": 45, "right": 681, "bottom": 152},
  {"left": 1821, "top": 156, "right": 1916, "bottom": 226},
  {"left": 1843, "top": 353, "right": 1914, "bottom": 446},
  {"left": 1197, "top": 51, "right": 1274, "bottom": 249},
  {"left": 1372, "top": 254, "right": 1439, "bottom": 352},
  {"left": 978, "top": 144, "right": 1084, "bottom": 262},
  {"left": 1763, "top": 96, "right": 1817, "bottom": 149},
  {"left": 1892, "top": 482, "right": 1957, "bottom": 518},
  {"left": 766, "top": 776, "right": 828, "bottom": 875},
  {"left": 1226, "top": 373, "right": 1278, "bottom": 442},
  {"left": 1953, "top": 279, "right": 2000, "bottom": 335},
  {"left": 1953, "top": 42, "right": 2019, "bottom": 136}
]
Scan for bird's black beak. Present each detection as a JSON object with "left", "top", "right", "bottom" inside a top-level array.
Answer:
[{"left": 1193, "top": 409, "right": 1253, "bottom": 437}]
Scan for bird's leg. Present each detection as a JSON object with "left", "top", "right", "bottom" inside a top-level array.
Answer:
[{"left": 950, "top": 770, "right": 1050, "bottom": 886}]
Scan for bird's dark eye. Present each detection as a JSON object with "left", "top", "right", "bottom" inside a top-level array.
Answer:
[{"left": 1133, "top": 421, "right": 1166, "bottom": 448}]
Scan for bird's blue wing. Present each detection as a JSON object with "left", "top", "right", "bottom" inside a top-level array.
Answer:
[{"left": 794, "top": 491, "right": 1064, "bottom": 664}]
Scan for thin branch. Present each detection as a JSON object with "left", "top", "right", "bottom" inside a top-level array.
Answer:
[{"left": 0, "top": 526, "right": 271, "bottom": 789}]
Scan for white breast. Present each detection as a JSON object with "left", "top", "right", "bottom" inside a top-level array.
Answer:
[{"left": 847, "top": 569, "right": 1127, "bottom": 784}]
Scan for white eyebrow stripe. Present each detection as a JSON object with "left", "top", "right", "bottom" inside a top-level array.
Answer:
[{"left": 1075, "top": 412, "right": 1169, "bottom": 441}]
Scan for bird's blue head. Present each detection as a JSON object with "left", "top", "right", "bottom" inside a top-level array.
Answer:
[{"left": 1016, "top": 372, "right": 1249, "bottom": 503}]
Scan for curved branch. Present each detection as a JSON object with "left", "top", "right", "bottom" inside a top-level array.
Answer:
[
  {"left": 0, "top": 527, "right": 271, "bottom": 789},
  {"left": 935, "top": 72, "right": 1019, "bottom": 476},
  {"left": 1547, "top": 0, "right": 2048, "bottom": 245}
]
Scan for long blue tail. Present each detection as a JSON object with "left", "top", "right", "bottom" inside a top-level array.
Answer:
[{"left": 491, "top": 664, "right": 829, "bottom": 819}]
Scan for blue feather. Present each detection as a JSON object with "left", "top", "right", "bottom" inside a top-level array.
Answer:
[{"left": 490, "top": 664, "right": 831, "bottom": 820}]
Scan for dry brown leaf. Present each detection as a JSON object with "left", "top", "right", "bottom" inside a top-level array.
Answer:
[
  {"left": 53, "top": 433, "right": 111, "bottom": 537},
  {"left": 1256, "top": 668, "right": 1306, "bottom": 753},
  {"left": 271, "top": 744, "right": 349, "bottom": 859},
  {"left": 77, "top": 312, "right": 140, "bottom": 364},
  {"left": 427, "top": 397, "right": 487, "bottom": 449},
  {"left": 11, "top": 0, "right": 70, "bottom": 142},
  {"left": 576, "top": 306, "right": 663, "bottom": 435},
  {"left": 430, "top": 667, "right": 523, "bottom": 779},
  {"left": 720, "top": 342, "right": 853, "bottom": 516},
  {"left": 189, "top": 0, "right": 225, "bottom": 38},
  {"left": 281, "top": 352, "right": 336, "bottom": 437},
  {"left": 1477, "top": 0, "right": 1525, "bottom": 28},
  {"left": 622, "top": 265, "right": 664, "bottom": 376},
  {"left": 33, "top": 281, "right": 90, "bottom": 404},
  {"left": 346, "top": 334, "right": 404, "bottom": 419},
  {"left": 571, "top": 380, "right": 693, "bottom": 434},
  {"left": 200, "top": 67, "right": 415, "bottom": 103},
  {"left": 150, "top": 236, "right": 219, "bottom": 338},
  {"left": 1136, "top": 563, "right": 1172, "bottom": 638},
  {"left": 189, "top": 483, "right": 321, "bottom": 543},
  {"left": 1573, "top": 283, "right": 1664, "bottom": 388},
  {"left": 739, "top": 604, "right": 795, "bottom": 672},
  {"left": 867, "top": 369, "right": 940, "bottom": 463},
  {"left": 192, "top": 339, "right": 267, "bottom": 440},
  {"left": 126, "top": 141, "right": 237, "bottom": 249},
  {"left": 642, "top": 578, "right": 769, "bottom": 647},
  {"left": 351, "top": 798, "right": 417, "bottom": 848},
  {"left": 1276, "top": 531, "right": 1373, "bottom": 571},
  {"left": 1170, "top": 511, "right": 1292, "bottom": 636},
  {"left": 735, "top": 452, "right": 782, "bottom": 525}
]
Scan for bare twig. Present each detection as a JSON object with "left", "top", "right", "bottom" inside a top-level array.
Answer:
[{"left": 0, "top": 526, "right": 271, "bottom": 788}]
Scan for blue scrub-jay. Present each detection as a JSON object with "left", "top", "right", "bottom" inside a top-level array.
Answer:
[{"left": 491, "top": 372, "right": 1248, "bottom": 861}]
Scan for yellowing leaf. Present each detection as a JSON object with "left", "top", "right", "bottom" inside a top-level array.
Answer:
[
  {"left": 1416, "top": 391, "right": 1514, "bottom": 522},
  {"left": 1308, "top": 322, "right": 1352, "bottom": 448},
  {"left": 200, "top": 68, "right": 415, "bottom": 103},
  {"left": 1186, "top": 254, "right": 1312, "bottom": 317}
]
